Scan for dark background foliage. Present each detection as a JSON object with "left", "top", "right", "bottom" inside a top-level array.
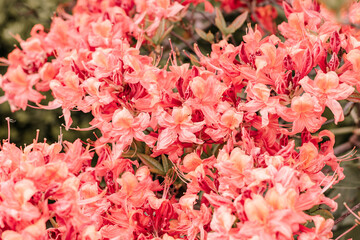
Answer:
[{"left": 0, "top": 0, "right": 95, "bottom": 145}]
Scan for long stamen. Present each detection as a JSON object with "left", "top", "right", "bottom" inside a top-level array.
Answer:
[{"left": 5, "top": 117, "right": 15, "bottom": 143}]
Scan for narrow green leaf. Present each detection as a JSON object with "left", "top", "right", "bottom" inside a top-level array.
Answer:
[
  {"left": 347, "top": 91, "right": 360, "bottom": 103},
  {"left": 206, "top": 32, "right": 215, "bottom": 43},
  {"left": 152, "top": 19, "right": 166, "bottom": 45},
  {"left": 212, "top": 143, "right": 224, "bottom": 157},
  {"left": 311, "top": 209, "right": 334, "bottom": 219},
  {"left": 195, "top": 28, "right": 214, "bottom": 43},
  {"left": 133, "top": 139, "right": 145, "bottom": 153},
  {"left": 215, "top": 7, "right": 227, "bottom": 34},
  {"left": 159, "top": 25, "right": 174, "bottom": 43},
  {"left": 195, "top": 28, "right": 208, "bottom": 40},
  {"left": 121, "top": 149, "right": 136, "bottom": 158},
  {"left": 137, "top": 153, "right": 165, "bottom": 175},
  {"left": 227, "top": 11, "right": 248, "bottom": 34},
  {"left": 161, "top": 154, "right": 170, "bottom": 173}
]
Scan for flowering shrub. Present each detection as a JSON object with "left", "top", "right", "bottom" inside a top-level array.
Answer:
[{"left": 1, "top": 0, "right": 360, "bottom": 239}]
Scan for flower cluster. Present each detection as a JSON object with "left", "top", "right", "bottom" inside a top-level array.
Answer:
[{"left": 1, "top": 0, "right": 360, "bottom": 239}]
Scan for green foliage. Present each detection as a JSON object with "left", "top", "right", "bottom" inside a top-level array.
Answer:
[{"left": 0, "top": 0, "right": 71, "bottom": 69}]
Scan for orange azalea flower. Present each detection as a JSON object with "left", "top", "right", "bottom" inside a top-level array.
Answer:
[
  {"left": 278, "top": 93, "right": 326, "bottom": 134},
  {"left": 156, "top": 105, "right": 204, "bottom": 150},
  {"left": 300, "top": 71, "right": 354, "bottom": 124}
]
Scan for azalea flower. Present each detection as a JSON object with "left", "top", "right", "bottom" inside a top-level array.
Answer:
[
  {"left": 277, "top": 93, "right": 326, "bottom": 134},
  {"left": 100, "top": 108, "right": 156, "bottom": 158},
  {"left": 156, "top": 105, "right": 204, "bottom": 150},
  {"left": 300, "top": 71, "right": 354, "bottom": 124}
]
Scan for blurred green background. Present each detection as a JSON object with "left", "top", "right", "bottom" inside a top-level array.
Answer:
[{"left": 0, "top": 0, "right": 95, "bottom": 145}]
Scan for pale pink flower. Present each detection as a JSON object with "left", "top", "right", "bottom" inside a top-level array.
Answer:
[
  {"left": 156, "top": 105, "right": 204, "bottom": 150},
  {"left": 300, "top": 71, "right": 354, "bottom": 124},
  {"left": 277, "top": 93, "right": 326, "bottom": 134}
]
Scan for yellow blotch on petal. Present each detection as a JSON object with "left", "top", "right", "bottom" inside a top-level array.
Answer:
[
  {"left": 253, "top": 83, "right": 270, "bottom": 102},
  {"left": 229, "top": 148, "right": 252, "bottom": 174},
  {"left": 39, "top": 62, "right": 57, "bottom": 82},
  {"left": 8, "top": 66, "right": 27, "bottom": 86},
  {"left": 1, "top": 231, "right": 22, "bottom": 240},
  {"left": 314, "top": 71, "right": 339, "bottom": 93},
  {"left": 265, "top": 186, "right": 297, "bottom": 210},
  {"left": 92, "top": 20, "right": 112, "bottom": 38},
  {"left": 221, "top": 108, "right": 243, "bottom": 130},
  {"left": 190, "top": 76, "right": 207, "bottom": 99},
  {"left": 14, "top": 179, "right": 37, "bottom": 205},
  {"left": 172, "top": 105, "right": 192, "bottom": 124},
  {"left": 299, "top": 142, "right": 318, "bottom": 170},
  {"left": 347, "top": 49, "right": 360, "bottom": 72},
  {"left": 112, "top": 108, "right": 134, "bottom": 128},
  {"left": 291, "top": 93, "right": 315, "bottom": 113},
  {"left": 244, "top": 194, "right": 270, "bottom": 223},
  {"left": 119, "top": 172, "right": 138, "bottom": 196}
]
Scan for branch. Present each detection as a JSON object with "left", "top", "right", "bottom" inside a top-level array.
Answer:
[
  {"left": 334, "top": 142, "right": 353, "bottom": 156},
  {"left": 170, "top": 31, "right": 195, "bottom": 52},
  {"left": 335, "top": 202, "right": 360, "bottom": 225}
]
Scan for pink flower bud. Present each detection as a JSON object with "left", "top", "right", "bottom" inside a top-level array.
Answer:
[
  {"left": 330, "top": 31, "right": 341, "bottom": 54},
  {"left": 283, "top": 54, "right": 294, "bottom": 70}
]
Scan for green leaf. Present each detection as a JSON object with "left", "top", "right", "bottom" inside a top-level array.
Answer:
[
  {"left": 347, "top": 91, "right": 360, "bottom": 103},
  {"left": 121, "top": 149, "right": 136, "bottom": 158},
  {"left": 212, "top": 143, "right": 224, "bottom": 157},
  {"left": 137, "top": 153, "right": 165, "bottom": 175},
  {"left": 215, "top": 7, "right": 227, "bottom": 34},
  {"left": 133, "top": 139, "right": 145, "bottom": 154},
  {"left": 310, "top": 209, "right": 334, "bottom": 220},
  {"left": 152, "top": 19, "right": 166, "bottom": 45},
  {"left": 158, "top": 25, "right": 174, "bottom": 44},
  {"left": 195, "top": 28, "right": 214, "bottom": 43},
  {"left": 195, "top": 27, "right": 207, "bottom": 40},
  {"left": 318, "top": 0, "right": 351, "bottom": 13},
  {"left": 161, "top": 154, "right": 170, "bottom": 173},
  {"left": 227, "top": 11, "right": 248, "bottom": 34}
]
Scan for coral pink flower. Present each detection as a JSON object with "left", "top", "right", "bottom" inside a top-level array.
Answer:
[
  {"left": 205, "top": 107, "right": 243, "bottom": 142},
  {"left": 277, "top": 93, "right": 326, "bottom": 134},
  {"left": 300, "top": 71, "right": 354, "bottom": 124},
  {"left": 298, "top": 216, "right": 334, "bottom": 240},
  {"left": 181, "top": 152, "right": 203, "bottom": 173},
  {"left": 101, "top": 108, "right": 156, "bottom": 158},
  {"left": 1, "top": 66, "right": 44, "bottom": 111},
  {"left": 186, "top": 74, "right": 227, "bottom": 125},
  {"left": 244, "top": 83, "right": 279, "bottom": 127},
  {"left": 156, "top": 105, "right": 204, "bottom": 150},
  {"left": 208, "top": 206, "right": 236, "bottom": 239}
]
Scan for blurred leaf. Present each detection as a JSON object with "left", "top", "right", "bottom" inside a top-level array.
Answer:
[
  {"left": 133, "top": 139, "right": 145, "bottom": 153},
  {"left": 152, "top": 19, "right": 166, "bottom": 45},
  {"left": 347, "top": 91, "right": 360, "bottom": 103},
  {"left": 158, "top": 24, "right": 173, "bottom": 44},
  {"left": 137, "top": 153, "right": 165, "bottom": 175},
  {"left": 121, "top": 149, "right": 136, "bottom": 158},
  {"left": 195, "top": 28, "right": 214, "bottom": 43},
  {"left": 152, "top": 19, "right": 173, "bottom": 45},
  {"left": 226, "top": 11, "right": 248, "bottom": 35},
  {"left": 161, "top": 154, "right": 170, "bottom": 173},
  {"left": 311, "top": 209, "right": 334, "bottom": 219},
  {"left": 215, "top": 7, "right": 227, "bottom": 35},
  {"left": 318, "top": 0, "right": 352, "bottom": 14}
]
